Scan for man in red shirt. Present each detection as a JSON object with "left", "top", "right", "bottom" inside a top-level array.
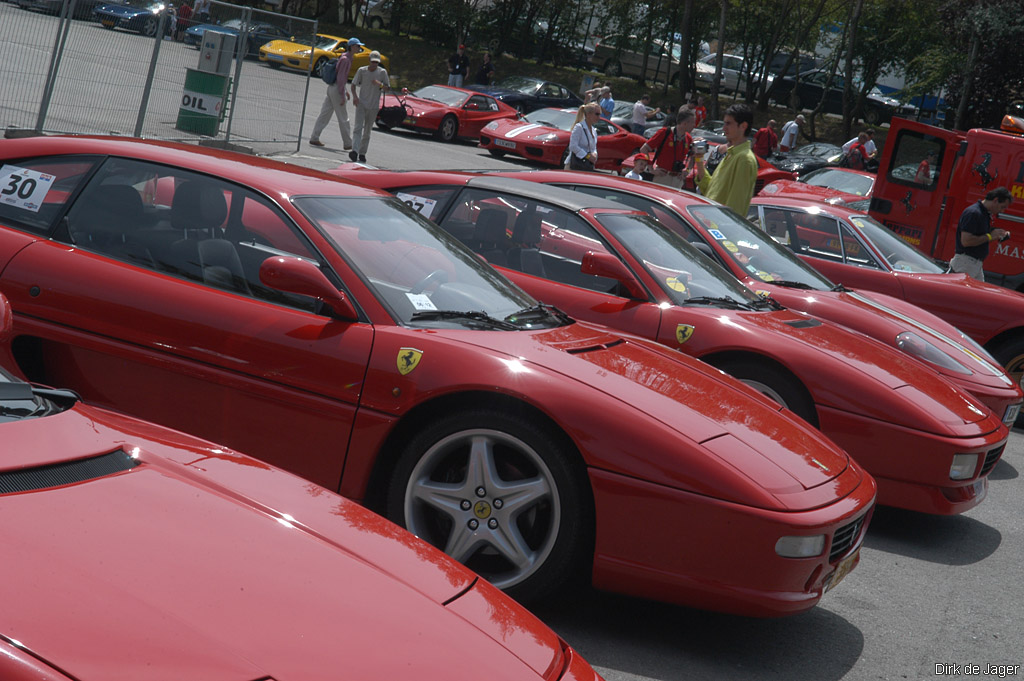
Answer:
[
  {"left": 693, "top": 96, "right": 707, "bottom": 128},
  {"left": 752, "top": 119, "right": 777, "bottom": 158},
  {"left": 639, "top": 109, "right": 695, "bottom": 189},
  {"left": 844, "top": 131, "right": 870, "bottom": 170}
]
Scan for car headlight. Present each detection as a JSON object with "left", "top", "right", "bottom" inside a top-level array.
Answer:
[
  {"left": 483, "top": 121, "right": 499, "bottom": 131},
  {"left": 296, "top": 49, "right": 310, "bottom": 56},
  {"left": 896, "top": 331, "right": 971, "bottom": 374},
  {"left": 950, "top": 453, "right": 979, "bottom": 480},
  {"left": 536, "top": 133, "right": 559, "bottom": 142},
  {"left": 775, "top": 534, "right": 825, "bottom": 558}
]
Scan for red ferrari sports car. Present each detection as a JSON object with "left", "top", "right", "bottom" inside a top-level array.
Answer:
[
  {"left": 749, "top": 196, "right": 1024, "bottom": 403},
  {"left": 376, "top": 84, "right": 518, "bottom": 142},
  {"left": 349, "top": 169, "right": 1009, "bottom": 516},
  {"left": 478, "top": 107, "right": 646, "bottom": 171},
  {"left": 0, "top": 136, "right": 875, "bottom": 617},
  {"left": 0, "top": 292, "right": 604, "bottom": 681},
  {"left": 473, "top": 169, "right": 1022, "bottom": 426},
  {"left": 760, "top": 166, "right": 876, "bottom": 211}
]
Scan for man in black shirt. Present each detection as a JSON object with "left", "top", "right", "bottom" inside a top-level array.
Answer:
[
  {"left": 447, "top": 44, "right": 469, "bottom": 88},
  {"left": 949, "top": 187, "right": 1012, "bottom": 282}
]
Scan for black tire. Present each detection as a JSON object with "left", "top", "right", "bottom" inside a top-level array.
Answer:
[
  {"left": 864, "top": 107, "right": 883, "bottom": 126},
  {"left": 604, "top": 59, "right": 622, "bottom": 77},
  {"left": 385, "top": 409, "right": 590, "bottom": 603},
  {"left": 369, "top": 16, "right": 384, "bottom": 30},
  {"left": 142, "top": 15, "right": 157, "bottom": 37},
  {"left": 713, "top": 358, "right": 818, "bottom": 426},
  {"left": 312, "top": 57, "right": 326, "bottom": 78},
  {"left": 991, "top": 337, "right": 1024, "bottom": 426},
  {"left": 435, "top": 114, "right": 458, "bottom": 143},
  {"left": 487, "top": 148, "right": 506, "bottom": 158}
]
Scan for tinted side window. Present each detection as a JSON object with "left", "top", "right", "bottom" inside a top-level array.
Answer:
[
  {"left": 885, "top": 129, "right": 945, "bottom": 190},
  {"left": 0, "top": 157, "right": 97, "bottom": 235},
  {"left": 65, "top": 157, "right": 321, "bottom": 310}
]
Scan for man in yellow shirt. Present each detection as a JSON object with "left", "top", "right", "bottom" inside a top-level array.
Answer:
[{"left": 695, "top": 103, "right": 758, "bottom": 215}]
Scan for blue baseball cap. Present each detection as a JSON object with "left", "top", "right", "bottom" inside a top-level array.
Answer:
[{"left": 347, "top": 37, "right": 362, "bottom": 47}]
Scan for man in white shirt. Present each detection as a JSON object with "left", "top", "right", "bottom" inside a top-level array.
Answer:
[
  {"left": 631, "top": 94, "right": 660, "bottom": 135},
  {"left": 779, "top": 114, "right": 804, "bottom": 152},
  {"left": 349, "top": 51, "right": 390, "bottom": 163},
  {"left": 842, "top": 128, "right": 877, "bottom": 158}
]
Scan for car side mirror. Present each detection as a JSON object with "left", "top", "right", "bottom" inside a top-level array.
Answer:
[
  {"left": 259, "top": 256, "right": 358, "bottom": 320},
  {"left": 0, "top": 291, "right": 11, "bottom": 343},
  {"left": 580, "top": 251, "right": 646, "bottom": 299}
]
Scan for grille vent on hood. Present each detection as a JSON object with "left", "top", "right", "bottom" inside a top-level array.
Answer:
[
  {"left": 565, "top": 339, "right": 625, "bottom": 355},
  {"left": 784, "top": 318, "right": 822, "bottom": 329},
  {"left": 0, "top": 449, "right": 138, "bottom": 495}
]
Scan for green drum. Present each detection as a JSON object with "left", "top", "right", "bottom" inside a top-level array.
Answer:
[{"left": 175, "top": 68, "right": 230, "bottom": 136}]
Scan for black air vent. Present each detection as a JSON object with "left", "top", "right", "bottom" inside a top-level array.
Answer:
[
  {"left": 784, "top": 318, "right": 822, "bottom": 329},
  {"left": 565, "top": 339, "right": 626, "bottom": 354},
  {"left": 0, "top": 449, "right": 138, "bottom": 495}
]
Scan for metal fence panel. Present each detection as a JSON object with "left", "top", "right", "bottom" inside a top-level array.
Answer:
[{"left": 0, "top": 0, "right": 317, "bottom": 152}]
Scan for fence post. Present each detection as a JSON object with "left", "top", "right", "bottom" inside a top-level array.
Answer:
[
  {"left": 133, "top": 11, "right": 169, "bottom": 137},
  {"left": 35, "top": 0, "right": 80, "bottom": 132}
]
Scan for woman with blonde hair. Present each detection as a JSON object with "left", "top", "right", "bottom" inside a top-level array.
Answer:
[{"left": 567, "top": 102, "right": 600, "bottom": 171}]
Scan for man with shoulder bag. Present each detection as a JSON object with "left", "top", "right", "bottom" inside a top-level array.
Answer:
[
  {"left": 640, "top": 109, "right": 695, "bottom": 189},
  {"left": 309, "top": 37, "right": 361, "bottom": 150}
]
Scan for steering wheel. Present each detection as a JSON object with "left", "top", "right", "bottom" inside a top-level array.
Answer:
[{"left": 410, "top": 269, "right": 449, "bottom": 294}]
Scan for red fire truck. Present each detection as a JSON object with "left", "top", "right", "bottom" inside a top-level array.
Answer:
[{"left": 870, "top": 115, "right": 1024, "bottom": 291}]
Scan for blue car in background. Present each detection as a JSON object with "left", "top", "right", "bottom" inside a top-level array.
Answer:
[
  {"left": 94, "top": 0, "right": 170, "bottom": 36},
  {"left": 184, "top": 17, "right": 292, "bottom": 58}
]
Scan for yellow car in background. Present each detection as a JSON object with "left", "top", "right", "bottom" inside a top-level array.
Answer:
[{"left": 260, "top": 34, "right": 390, "bottom": 78}]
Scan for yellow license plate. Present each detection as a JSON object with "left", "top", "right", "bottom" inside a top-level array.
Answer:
[{"left": 825, "top": 548, "right": 859, "bottom": 593}]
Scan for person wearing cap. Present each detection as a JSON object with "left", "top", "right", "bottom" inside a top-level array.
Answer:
[
  {"left": 625, "top": 153, "right": 651, "bottom": 181},
  {"left": 309, "top": 37, "right": 361, "bottom": 150},
  {"left": 350, "top": 50, "right": 390, "bottom": 163},
  {"left": 447, "top": 44, "right": 469, "bottom": 88}
]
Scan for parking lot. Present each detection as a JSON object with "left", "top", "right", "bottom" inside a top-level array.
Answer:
[{"left": 3, "top": 7, "right": 1024, "bottom": 680}]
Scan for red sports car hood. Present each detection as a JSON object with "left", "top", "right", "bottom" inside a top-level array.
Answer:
[
  {"left": 760, "top": 179, "right": 859, "bottom": 205},
  {"left": 0, "top": 408, "right": 566, "bottom": 681},
  {"left": 434, "top": 321, "right": 853, "bottom": 494},
  {"left": 388, "top": 93, "right": 447, "bottom": 115},
  {"left": 494, "top": 120, "right": 565, "bottom": 142},
  {"left": 717, "top": 308, "right": 996, "bottom": 432}
]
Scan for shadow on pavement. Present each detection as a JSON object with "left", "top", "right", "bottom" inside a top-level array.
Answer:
[
  {"left": 532, "top": 588, "right": 863, "bottom": 681},
  {"left": 863, "top": 506, "right": 1000, "bottom": 566}
]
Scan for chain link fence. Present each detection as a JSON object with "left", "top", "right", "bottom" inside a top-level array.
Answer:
[{"left": 0, "top": 0, "right": 318, "bottom": 152}]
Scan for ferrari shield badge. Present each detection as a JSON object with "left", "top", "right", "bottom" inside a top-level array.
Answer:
[
  {"left": 675, "top": 324, "right": 695, "bottom": 344},
  {"left": 397, "top": 347, "right": 423, "bottom": 375}
]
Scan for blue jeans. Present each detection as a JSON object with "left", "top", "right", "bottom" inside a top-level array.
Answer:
[{"left": 448, "top": 74, "right": 464, "bottom": 88}]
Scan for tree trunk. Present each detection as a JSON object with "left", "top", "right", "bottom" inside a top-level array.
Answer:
[
  {"left": 954, "top": 30, "right": 980, "bottom": 131},
  {"left": 710, "top": 0, "right": 727, "bottom": 120},
  {"left": 841, "top": 0, "right": 863, "bottom": 138},
  {"left": 678, "top": 0, "right": 694, "bottom": 98}
]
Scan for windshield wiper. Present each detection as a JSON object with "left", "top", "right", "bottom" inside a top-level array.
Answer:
[
  {"left": 683, "top": 296, "right": 758, "bottom": 310},
  {"left": 830, "top": 283, "right": 852, "bottom": 292},
  {"left": 505, "top": 303, "right": 573, "bottom": 326},
  {"left": 770, "top": 279, "right": 816, "bottom": 290},
  {"left": 410, "top": 310, "right": 521, "bottom": 330}
]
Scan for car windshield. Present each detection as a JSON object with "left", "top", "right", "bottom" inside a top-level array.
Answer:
[
  {"left": 413, "top": 85, "right": 466, "bottom": 106},
  {"left": 0, "top": 366, "right": 67, "bottom": 423},
  {"left": 686, "top": 205, "right": 834, "bottom": 288},
  {"left": 595, "top": 212, "right": 765, "bottom": 308},
  {"left": 849, "top": 215, "right": 945, "bottom": 273},
  {"left": 313, "top": 35, "right": 342, "bottom": 50},
  {"left": 524, "top": 108, "right": 575, "bottom": 131},
  {"left": 219, "top": 18, "right": 242, "bottom": 29},
  {"left": 123, "top": 0, "right": 163, "bottom": 8},
  {"left": 294, "top": 196, "right": 558, "bottom": 329},
  {"left": 802, "top": 168, "right": 874, "bottom": 196},
  {"left": 494, "top": 77, "right": 542, "bottom": 95}
]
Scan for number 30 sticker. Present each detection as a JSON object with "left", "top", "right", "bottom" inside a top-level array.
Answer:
[{"left": 0, "top": 165, "right": 56, "bottom": 213}]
